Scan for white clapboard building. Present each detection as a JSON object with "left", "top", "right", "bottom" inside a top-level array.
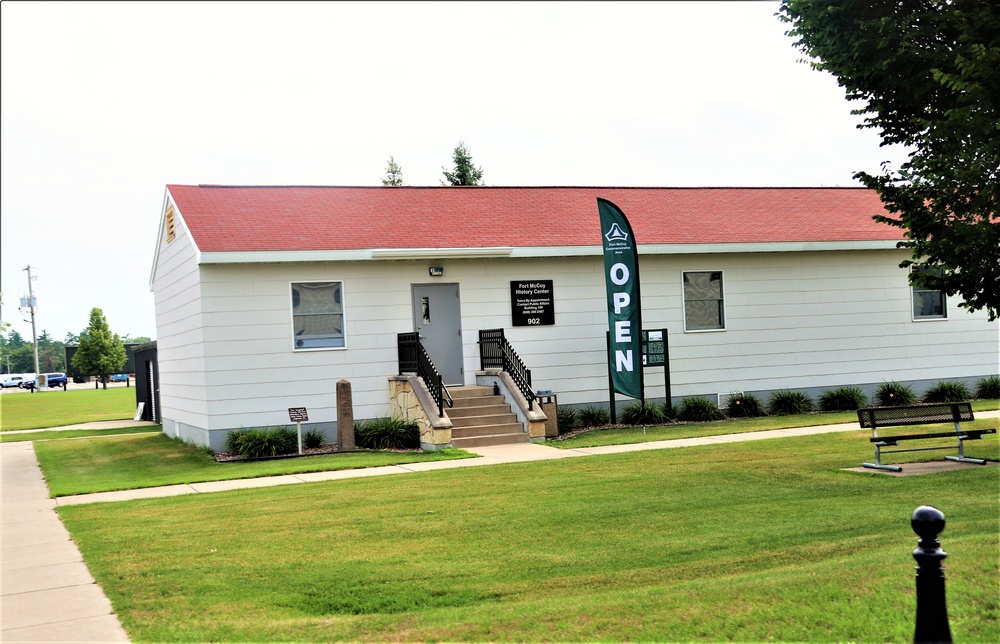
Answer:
[{"left": 150, "top": 185, "right": 998, "bottom": 450}]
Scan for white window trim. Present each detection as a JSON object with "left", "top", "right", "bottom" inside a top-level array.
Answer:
[
  {"left": 910, "top": 266, "right": 948, "bottom": 322},
  {"left": 682, "top": 270, "right": 727, "bottom": 333},
  {"left": 290, "top": 280, "right": 348, "bottom": 351}
]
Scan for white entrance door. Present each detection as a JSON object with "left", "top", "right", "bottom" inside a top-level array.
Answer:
[{"left": 411, "top": 284, "right": 464, "bottom": 385}]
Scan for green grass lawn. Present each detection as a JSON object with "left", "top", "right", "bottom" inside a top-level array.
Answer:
[
  {"left": 0, "top": 387, "right": 136, "bottom": 430},
  {"left": 551, "top": 400, "right": 999, "bottom": 449},
  {"left": 57, "top": 431, "right": 999, "bottom": 642},
  {"left": 1, "top": 426, "right": 161, "bottom": 443},
  {"left": 35, "top": 433, "right": 476, "bottom": 496}
]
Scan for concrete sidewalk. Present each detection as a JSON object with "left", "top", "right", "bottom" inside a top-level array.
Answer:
[
  {"left": 2, "top": 410, "right": 996, "bottom": 642},
  {"left": 2, "top": 442, "right": 129, "bottom": 643}
]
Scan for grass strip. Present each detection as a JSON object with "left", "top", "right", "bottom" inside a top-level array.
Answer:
[
  {"left": 35, "top": 433, "right": 475, "bottom": 496},
  {"left": 0, "top": 387, "right": 136, "bottom": 430},
  {"left": 57, "top": 431, "right": 999, "bottom": 642},
  {"left": 0, "top": 426, "right": 161, "bottom": 443},
  {"left": 551, "top": 400, "right": 999, "bottom": 449}
]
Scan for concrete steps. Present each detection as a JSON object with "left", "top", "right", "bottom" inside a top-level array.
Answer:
[{"left": 447, "top": 385, "right": 529, "bottom": 448}]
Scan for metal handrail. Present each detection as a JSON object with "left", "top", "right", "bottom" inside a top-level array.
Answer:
[
  {"left": 478, "top": 328, "right": 535, "bottom": 410},
  {"left": 397, "top": 332, "right": 453, "bottom": 416}
]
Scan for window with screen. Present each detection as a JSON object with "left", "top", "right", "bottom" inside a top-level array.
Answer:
[
  {"left": 291, "top": 282, "right": 345, "bottom": 349},
  {"left": 683, "top": 271, "right": 725, "bottom": 331}
]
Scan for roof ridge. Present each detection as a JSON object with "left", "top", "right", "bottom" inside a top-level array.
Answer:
[{"left": 175, "top": 184, "right": 866, "bottom": 190}]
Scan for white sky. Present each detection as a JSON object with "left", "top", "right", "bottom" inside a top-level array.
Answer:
[{"left": 0, "top": 0, "right": 909, "bottom": 343}]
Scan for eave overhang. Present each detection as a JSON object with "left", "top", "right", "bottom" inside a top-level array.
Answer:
[{"left": 195, "top": 240, "right": 900, "bottom": 265}]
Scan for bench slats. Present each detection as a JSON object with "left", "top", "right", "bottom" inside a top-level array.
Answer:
[
  {"left": 857, "top": 402, "right": 974, "bottom": 428},
  {"left": 871, "top": 428, "right": 995, "bottom": 443},
  {"left": 857, "top": 402, "right": 991, "bottom": 471}
]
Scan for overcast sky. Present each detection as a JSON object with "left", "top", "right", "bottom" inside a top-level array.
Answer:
[{"left": 1, "top": 0, "right": 909, "bottom": 344}]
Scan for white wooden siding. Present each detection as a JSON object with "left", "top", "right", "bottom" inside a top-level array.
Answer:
[
  {"left": 151, "top": 209, "right": 209, "bottom": 430},
  {"left": 153, "top": 246, "right": 998, "bottom": 438}
]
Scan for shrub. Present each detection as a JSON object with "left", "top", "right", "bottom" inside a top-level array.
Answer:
[
  {"left": 620, "top": 401, "right": 668, "bottom": 425},
  {"left": 725, "top": 392, "right": 765, "bottom": 418},
  {"left": 578, "top": 406, "right": 610, "bottom": 428},
  {"left": 922, "top": 381, "right": 972, "bottom": 403},
  {"left": 661, "top": 402, "right": 677, "bottom": 421},
  {"left": 677, "top": 396, "right": 725, "bottom": 422},
  {"left": 354, "top": 417, "right": 420, "bottom": 450},
  {"left": 819, "top": 386, "right": 868, "bottom": 412},
  {"left": 767, "top": 390, "right": 814, "bottom": 415},
  {"left": 303, "top": 428, "right": 326, "bottom": 449},
  {"left": 226, "top": 427, "right": 298, "bottom": 458},
  {"left": 557, "top": 407, "right": 580, "bottom": 432},
  {"left": 875, "top": 381, "right": 916, "bottom": 406},
  {"left": 974, "top": 375, "right": 1000, "bottom": 400}
]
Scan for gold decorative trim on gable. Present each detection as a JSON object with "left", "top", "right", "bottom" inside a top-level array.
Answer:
[{"left": 165, "top": 206, "right": 176, "bottom": 243}]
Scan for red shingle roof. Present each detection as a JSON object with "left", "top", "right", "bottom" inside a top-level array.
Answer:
[{"left": 165, "top": 185, "right": 901, "bottom": 253}]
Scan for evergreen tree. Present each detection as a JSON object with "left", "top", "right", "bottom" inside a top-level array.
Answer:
[
  {"left": 381, "top": 155, "right": 405, "bottom": 186},
  {"left": 441, "top": 140, "right": 484, "bottom": 186},
  {"left": 71, "top": 308, "right": 127, "bottom": 389}
]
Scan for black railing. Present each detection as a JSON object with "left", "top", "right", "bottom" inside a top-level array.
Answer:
[
  {"left": 478, "top": 328, "right": 535, "bottom": 410},
  {"left": 397, "top": 332, "right": 452, "bottom": 416}
]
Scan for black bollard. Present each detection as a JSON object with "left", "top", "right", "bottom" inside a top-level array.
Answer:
[{"left": 912, "top": 505, "right": 952, "bottom": 644}]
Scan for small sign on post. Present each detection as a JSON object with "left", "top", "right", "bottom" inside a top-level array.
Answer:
[{"left": 288, "top": 407, "right": 308, "bottom": 454}]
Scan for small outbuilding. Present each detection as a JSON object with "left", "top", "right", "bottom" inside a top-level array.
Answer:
[{"left": 149, "top": 185, "right": 998, "bottom": 450}]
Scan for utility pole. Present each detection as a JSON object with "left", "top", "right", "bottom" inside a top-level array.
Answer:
[{"left": 22, "top": 265, "right": 40, "bottom": 376}]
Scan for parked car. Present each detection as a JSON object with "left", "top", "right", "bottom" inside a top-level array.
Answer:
[
  {"left": 1, "top": 375, "right": 25, "bottom": 388},
  {"left": 111, "top": 373, "right": 129, "bottom": 382},
  {"left": 19, "top": 377, "right": 37, "bottom": 389},
  {"left": 43, "top": 372, "right": 68, "bottom": 387}
]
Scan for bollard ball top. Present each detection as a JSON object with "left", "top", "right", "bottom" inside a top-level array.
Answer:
[{"left": 911, "top": 505, "right": 945, "bottom": 538}]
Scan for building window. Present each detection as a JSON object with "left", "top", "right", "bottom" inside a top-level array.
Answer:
[
  {"left": 683, "top": 271, "right": 725, "bottom": 331},
  {"left": 291, "top": 282, "right": 345, "bottom": 349},
  {"left": 912, "top": 266, "right": 947, "bottom": 320}
]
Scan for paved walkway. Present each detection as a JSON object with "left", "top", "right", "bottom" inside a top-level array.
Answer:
[{"left": 3, "top": 411, "right": 996, "bottom": 642}]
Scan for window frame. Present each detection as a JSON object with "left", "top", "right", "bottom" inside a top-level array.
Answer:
[
  {"left": 290, "top": 280, "right": 347, "bottom": 351},
  {"left": 910, "top": 265, "right": 947, "bottom": 321},
  {"left": 682, "top": 270, "right": 726, "bottom": 332}
]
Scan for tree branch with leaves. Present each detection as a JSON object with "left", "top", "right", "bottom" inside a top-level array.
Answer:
[{"left": 780, "top": 0, "right": 999, "bottom": 319}]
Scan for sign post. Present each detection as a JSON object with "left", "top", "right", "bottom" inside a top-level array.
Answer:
[
  {"left": 598, "top": 198, "right": 644, "bottom": 409},
  {"left": 642, "top": 328, "right": 671, "bottom": 406},
  {"left": 288, "top": 407, "right": 308, "bottom": 454}
]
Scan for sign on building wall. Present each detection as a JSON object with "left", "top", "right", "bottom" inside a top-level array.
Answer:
[
  {"left": 510, "top": 280, "right": 555, "bottom": 326},
  {"left": 598, "top": 198, "right": 643, "bottom": 401}
]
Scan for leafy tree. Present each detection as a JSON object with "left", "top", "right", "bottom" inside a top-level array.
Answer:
[
  {"left": 441, "top": 140, "right": 484, "bottom": 186},
  {"left": 71, "top": 308, "right": 127, "bottom": 389},
  {"left": 381, "top": 155, "right": 405, "bottom": 186},
  {"left": 779, "top": 0, "right": 1000, "bottom": 319},
  {"left": 64, "top": 331, "right": 79, "bottom": 344}
]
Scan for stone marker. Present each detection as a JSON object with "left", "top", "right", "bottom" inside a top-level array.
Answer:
[{"left": 337, "top": 379, "right": 355, "bottom": 451}]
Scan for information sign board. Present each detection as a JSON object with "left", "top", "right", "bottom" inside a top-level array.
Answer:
[
  {"left": 642, "top": 330, "right": 665, "bottom": 367},
  {"left": 288, "top": 407, "right": 309, "bottom": 422},
  {"left": 510, "top": 280, "right": 555, "bottom": 326}
]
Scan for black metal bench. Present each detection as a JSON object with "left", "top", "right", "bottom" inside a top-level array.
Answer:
[{"left": 857, "top": 402, "right": 995, "bottom": 472}]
